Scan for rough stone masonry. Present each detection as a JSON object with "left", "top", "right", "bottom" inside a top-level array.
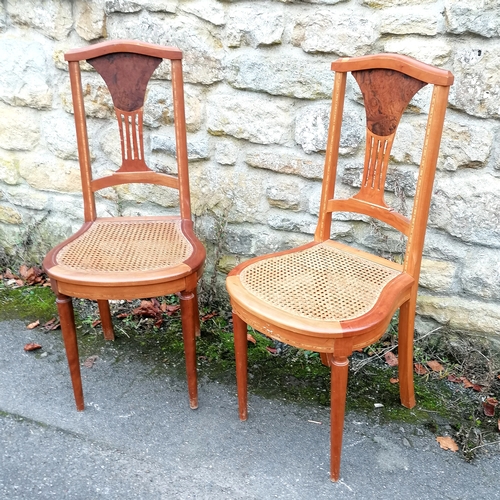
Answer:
[{"left": 0, "top": 0, "right": 499, "bottom": 340}]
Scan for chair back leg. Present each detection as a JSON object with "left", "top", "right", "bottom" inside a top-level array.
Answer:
[
  {"left": 397, "top": 295, "right": 417, "bottom": 408},
  {"left": 98, "top": 300, "right": 115, "bottom": 341}
]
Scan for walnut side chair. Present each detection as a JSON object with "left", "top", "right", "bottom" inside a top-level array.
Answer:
[
  {"left": 226, "top": 54, "right": 454, "bottom": 481},
  {"left": 43, "top": 40, "right": 205, "bottom": 412}
]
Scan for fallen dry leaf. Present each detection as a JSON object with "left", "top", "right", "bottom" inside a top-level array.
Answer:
[
  {"left": 91, "top": 319, "right": 101, "bottom": 328},
  {"left": 427, "top": 360, "right": 444, "bottom": 372},
  {"left": 483, "top": 398, "right": 499, "bottom": 417},
  {"left": 498, "top": 419, "right": 500, "bottom": 432},
  {"left": 462, "top": 378, "right": 473, "bottom": 388},
  {"left": 201, "top": 311, "right": 217, "bottom": 321},
  {"left": 436, "top": 436, "right": 458, "bottom": 452},
  {"left": 247, "top": 333, "right": 256, "bottom": 344},
  {"left": 266, "top": 346, "right": 278, "bottom": 355},
  {"left": 164, "top": 304, "right": 181, "bottom": 316},
  {"left": 384, "top": 351, "right": 398, "bottom": 367},
  {"left": 414, "top": 363, "right": 428, "bottom": 375},
  {"left": 390, "top": 377, "right": 399, "bottom": 384},
  {"left": 472, "top": 384, "right": 484, "bottom": 392},
  {"left": 83, "top": 355, "right": 98, "bottom": 368},
  {"left": 24, "top": 342, "right": 42, "bottom": 351},
  {"left": 4, "top": 269, "right": 18, "bottom": 280},
  {"left": 447, "top": 374, "right": 462, "bottom": 383},
  {"left": 43, "top": 318, "right": 60, "bottom": 331},
  {"left": 27, "top": 320, "right": 40, "bottom": 330}
]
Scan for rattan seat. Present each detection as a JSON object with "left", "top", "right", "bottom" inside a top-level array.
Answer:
[
  {"left": 226, "top": 53, "right": 453, "bottom": 481},
  {"left": 240, "top": 242, "right": 400, "bottom": 323},
  {"left": 43, "top": 40, "right": 205, "bottom": 413},
  {"left": 57, "top": 219, "right": 193, "bottom": 274}
]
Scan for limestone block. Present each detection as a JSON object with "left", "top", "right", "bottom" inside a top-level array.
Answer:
[
  {"left": 461, "top": 248, "right": 500, "bottom": 300},
  {"left": 224, "top": 224, "right": 310, "bottom": 256},
  {"left": 42, "top": 114, "right": 78, "bottom": 160},
  {"left": 4, "top": 184, "right": 48, "bottom": 211},
  {"left": 423, "top": 230, "right": 468, "bottom": 261},
  {"left": 392, "top": 115, "right": 492, "bottom": 172},
  {"left": 105, "top": 0, "right": 142, "bottom": 13},
  {"left": 117, "top": 183, "right": 179, "bottom": 208},
  {"left": 144, "top": 85, "right": 204, "bottom": 132},
  {"left": 419, "top": 259, "right": 455, "bottom": 292},
  {"left": 190, "top": 164, "right": 268, "bottom": 224},
  {"left": 99, "top": 127, "right": 122, "bottom": 167},
  {"left": 179, "top": 0, "right": 225, "bottom": 25},
  {"left": 0, "top": 104, "right": 40, "bottom": 151},
  {"left": 278, "top": 0, "right": 347, "bottom": 3},
  {"left": 246, "top": 150, "right": 324, "bottom": 180},
  {"left": 61, "top": 76, "right": 114, "bottom": 119},
  {"left": 150, "top": 133, "right": 210, "bottom": 162},
  {"left": 445, "top": 0, "right": 500, "bottom": 38},
  {"left": 216, "top": 254, "right": 244, "bottom": 274},
  {"left": 7, "top": 0, "right": 72, "bottom": 40},
  {"left": 363, "top": 0, "right": 435, "bottom": 6},
  {"left": 295, "top": 102, "right": 363, "bottom": 154},
  {"left": 342, "top": 163, "right": 418, "bottom": 198},
  {"left": 106, "top": 14, "right": 224, "bottom": 84},
  {"left": 450, "top": 47, "right": 500, "bottom": 119},
  {"left": 383, "top": 38, "right": 452, "bottom": 66},
  {"left": 0, "top": 39, "right": 52, "bottom": 110},
  {"left": 19, "top": 155, "right": 82, "bottom": 193},
  {"left": 207, "top": 93, "right": 292, "bottom": 145},
  {"left": 223, "top": 2, "right": 284, "bottom": 48},
  {"left": 429, "top": 173, "right": 500, "bottom": 247},
  {"left": 0, "top": 151, "right": 22, "bottom": 185},
  {"left": 74, "top": 0, "right": 107, "bottom": 41},
  {"left": 293, "top": 11, "right": 378, "bottom": 56},
  {"left": 215, "top": 139, "right": 239, "bottom": 166},
  {"left": 379, "top": 7, "right": 438, "bottom": 35},
  {"left": 267, "top": 212, "right": 317, "bottom": 234},
  {"left": 417, "top": 295, "right": 500, "bottom": 334},
  {"left": 226, "top": 53, "right": 334, "bottom": 99},
  {"left": 0, "top": 205, "right": 22, "bottom": 224},
  {"left": 266, "top": 179, "right": 302, "bottom": 210},
  {"left": 0, "top": 3, "right": 6, "bottom": 31}
]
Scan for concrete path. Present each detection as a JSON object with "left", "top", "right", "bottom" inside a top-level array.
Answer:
[{"left": 0, "top": 319, "right": 498, "bottom": 499}]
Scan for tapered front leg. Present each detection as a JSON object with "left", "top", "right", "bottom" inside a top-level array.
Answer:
[
  {"left": 179, "top": 290, "right": 198, "bottom": 409},
  {"left": 232, "top": 312, "right": 248, "bottom": 421},
  {"left": 57, "top": 293, "right": 84, "bottom": 411},
  {"left": 330, "top": 355, "right": 349, "bottom": 482},
  {"left": 398, "top": 298, "right": 416, "bottom": 408},
  {"left": 98, "top": 300, "right": 115, "bottom": 341}
]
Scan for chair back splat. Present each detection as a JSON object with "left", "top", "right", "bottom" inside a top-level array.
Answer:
[
  {"left": 43, "top": 40, "right": 205, "bottom": 413},
  {"left": 226, "top": 53, "right": 453, "bottom": 482}
]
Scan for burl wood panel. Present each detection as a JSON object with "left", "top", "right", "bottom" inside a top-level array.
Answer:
[
  {"left": 87, "top": 53, "right": 162, "bottom": 111},
  {"left": 353, "top": 69, "right": 427, "bottom": 137}
]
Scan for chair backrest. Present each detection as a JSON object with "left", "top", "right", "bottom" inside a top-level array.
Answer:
[
  {"left": 65, "top": 40, "right": 191, "bottom": 223},
  {"left": 314, "top": 54, "right": 454, "bottom": 281}
]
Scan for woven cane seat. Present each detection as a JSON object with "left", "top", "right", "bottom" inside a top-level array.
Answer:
[
  {"left": 239, "top": 243, "right": 400, "bottom": 322},
  {"left": 56, "top": 219, "right": 193, "bottom": 273}
]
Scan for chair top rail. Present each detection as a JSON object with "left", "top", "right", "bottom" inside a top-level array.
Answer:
[
  {"left": 331, "top": 53, "right": 454, "bottom": 86},
  {"left": 65, "top": 39, "right": 182, "bottom": 62}
]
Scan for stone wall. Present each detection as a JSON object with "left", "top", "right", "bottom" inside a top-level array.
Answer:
[{"left": 0, "top": 0, "right": 499, "bottom": 338}]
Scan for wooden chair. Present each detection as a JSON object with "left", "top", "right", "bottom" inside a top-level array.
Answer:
[
  {"left": 43, "top": 40, "right": 205, "bottom": 412},
  {"left": 226, "top": 54, "right": 453, "bottom": 481}
]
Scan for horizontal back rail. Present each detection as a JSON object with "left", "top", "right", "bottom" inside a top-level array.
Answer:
[{"left": 91, "top": 171, "right": 179, "bottom": 192}]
